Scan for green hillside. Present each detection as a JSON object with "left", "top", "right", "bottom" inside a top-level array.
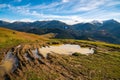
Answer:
[{"left": 0, "top": 27, "right": 54, "bottom": 49}]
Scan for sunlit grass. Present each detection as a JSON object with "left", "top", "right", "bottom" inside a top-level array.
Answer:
[{"left": 0, "top": 27, "right": 54, "bottom": 49}]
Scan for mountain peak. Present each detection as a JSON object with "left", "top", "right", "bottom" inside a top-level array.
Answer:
[
  {"left": 91, "top": 20, "right": 103, "bottom": 24},
  {"left": 103, "top": 19, "right": 119, "bottom": 24}
]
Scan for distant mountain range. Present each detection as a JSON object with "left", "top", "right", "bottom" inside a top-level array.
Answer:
[{"left": 0, "top": 19, "right": 120, "bottom": 44}]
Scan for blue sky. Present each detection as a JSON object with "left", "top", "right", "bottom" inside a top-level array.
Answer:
[{"left": 0, "top": 0, "right": 120, "bottom": 24}]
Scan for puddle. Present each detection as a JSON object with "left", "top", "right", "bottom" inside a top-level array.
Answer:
[
  {"left": 0, "top": 44, "right": 94, "bottom": 74},
  {"left": 39, "top": 44, "right": 94, "bottom": 56}
]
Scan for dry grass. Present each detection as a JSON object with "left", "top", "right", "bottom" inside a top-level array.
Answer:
[
  {"left": 0, "top": 27, "right": 54, "bottom": 49},
  {"left": 0, "top": 60, "right": 13, "bottom": 72},
  {"left": 0, "top": 27, "right": 46, "bottom": 41}
]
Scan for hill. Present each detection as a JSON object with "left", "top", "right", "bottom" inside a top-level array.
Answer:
[
  {"left": 0, "top": 19, "right": 120, "bottom": 44},
  {"left": 0, "top": 27, "right": 54, "bottom": 49}
]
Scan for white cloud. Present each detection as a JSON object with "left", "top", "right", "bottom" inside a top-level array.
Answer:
[
  {"left": 1, "top": 0, "right": 120, "bottom": 24},
  {"left": 16, "top": 10, "right": 94, "bottom": 24},
  {"left": 19, "top": 18, "right": 34, "bottom": 22},
  {"left": 30, "top": 2, "right": 61, "bottom": 10},
  {"left": 62, "top": 0, "right": 69, "bottom": 3},
  {"left": 8, "top": 0, "right": 119, "bottom": 15},
  {"left": 70, "top": 0, "right": 106, "bottom": 12},
  {"left": 0, "top": 4, "right": 9, "bottom": 8},
  {"left": 7, "top": 4, "right": 30, "bottom": 14},
  {"left": 0, "top": 18, "right": 16, "bottom": 23},
  {"left": 106, "top": 1, "right": 120, "bottom": 6},
  {"left": 0, "top": 18, "right": 35, "bottom": 23},
  {"left": 28, "top": 0, "right": 108, "bottom": 13}
]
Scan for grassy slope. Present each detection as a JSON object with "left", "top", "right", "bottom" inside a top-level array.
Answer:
[
  {"left": 0, "top": 27, "right": 54, "bottom": 49},
  {"left": 0, "top": 27, "right": 54, "bottom": 61}
]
